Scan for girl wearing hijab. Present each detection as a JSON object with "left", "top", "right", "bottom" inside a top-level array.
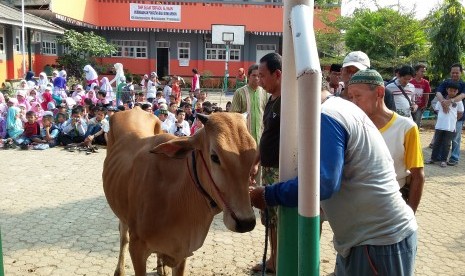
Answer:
[
  {"left": 16, "top": 90, "right": 31, "bottom": 112},
  {"left": 37, "top": 72, "right": 50, "bottom": 93},
  {"left": 6, "top": 106, "right": 24, "bottom": 142},
  {"left": 0, "top": 92, "right": 7, "bottom": 117},
  {"left": 100, "top": 77, "right": 114, "bottom": 105},
  {"left": 51, "top": 70, "right": 59, "bottom": 83},
  {"left": 83, "top": 65, "right": 99, "bottom": 90},
  {"left": 53, "top": 70, "right": 67, "bottom": 103},
  {"left": 31, "top": 101, "right": 44, "bottom": 125},
  {"left": 41, "top": 86, "right": 54, "bottom": 111},
  {"left": 109, "top": 63, "right": 125, "bottom": 88},
  {"left": 87, "top": 83, "right": 99, "bottom": 104},
  {"left": 25, "top": 71, "right": 38, "bottom": 88}
]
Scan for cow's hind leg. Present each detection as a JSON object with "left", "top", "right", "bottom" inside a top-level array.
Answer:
[
  {"left": 171, "top": 259, "right": 186, "bottom": 276},
  {"left": 156, "top": 254, "right": 169, "bottom": 276},
  {"left": 114, "top": 221, "right": 129, "bottom": 276},
  {"left": 128, "top": 233, "right": 151, "bottom": 276}
]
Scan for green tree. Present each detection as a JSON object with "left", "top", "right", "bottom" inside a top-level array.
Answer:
[
  {"left": 56, "top": 30, "right": 116, "bottom": 79},
  {"left": 342, "top": 8, "right": 428, "bottom": 73},
  {"left": 427, "top": 0, "right": 465, "bottom": 85}
]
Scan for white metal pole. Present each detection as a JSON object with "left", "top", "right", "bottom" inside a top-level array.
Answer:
[
  {"left": 276, "top": 0, "right": 305, "bottom": 275},
  {"left": 21, "top": 0, "right": 26, "bottom": 77},
  {"left": 291, "top": 3, "right": 321, "bottom": 275}
]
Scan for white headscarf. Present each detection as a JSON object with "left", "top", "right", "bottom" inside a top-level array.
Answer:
[
  {"left": 83, "top": 64, "right": 98, "bottom": 81},
  {"left": 38, "top": 72, "right": 49, "bottom": 93},
  {"left": 59, "top": 70, "right": 67, "bottom": 78},
  {"left": 109, "top": 63, "right": 125, "bottom": 87}
]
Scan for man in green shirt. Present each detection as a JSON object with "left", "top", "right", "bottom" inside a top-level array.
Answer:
[{"left": 231, "top": 64, "right": 269, "bottom": 144}]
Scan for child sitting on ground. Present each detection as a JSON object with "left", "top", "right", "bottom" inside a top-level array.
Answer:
[
  {"left": 31, "top": 114, "right": 59, "bottom": 150},
  {"left": 83, "top": 107, "right": 109, "bottom": 150},
  {"left": 426, "top": 81, "right": 464, "bottom": 167},
  {"left": 58, "top": 108, "right": 88, "bottom": 146},
  {"left": 19, "top": 110, "right": 41, "bottom": 149},
  {"left": 4, "top": 106, "right": 24, "bottom": 148}
]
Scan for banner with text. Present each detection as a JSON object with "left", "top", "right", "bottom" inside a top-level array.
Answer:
[{"left": 130, "top": 3, "right": 181, "bottom": 22}]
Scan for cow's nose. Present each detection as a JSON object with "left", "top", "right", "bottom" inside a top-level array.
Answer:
[{"left": 235, "top": 217, "right": 256, "bottom": 233}]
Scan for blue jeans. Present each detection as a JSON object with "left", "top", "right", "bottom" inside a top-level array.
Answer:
[
  {"left": 449, "top": 120, "right": 464, "bottom": 162},
  {"left": 335, "top": 231, "right": 417, "bottom": 276}
]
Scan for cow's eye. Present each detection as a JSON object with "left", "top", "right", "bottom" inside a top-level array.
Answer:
[{"left": 210, "top": 154, "right": 220, "bottom": 164}]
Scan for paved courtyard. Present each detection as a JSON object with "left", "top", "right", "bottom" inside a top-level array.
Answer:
[{"left": 0, "top": 127, "right": 464, "bottom": 275}]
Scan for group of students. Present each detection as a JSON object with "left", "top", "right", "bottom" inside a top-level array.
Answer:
[{"left": 0, "top": 63, "right": 233, "bottom": 151}]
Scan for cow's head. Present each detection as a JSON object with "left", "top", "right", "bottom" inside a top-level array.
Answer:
[{"left": 151, "top": 112, "right": 257, "bottom": 233}]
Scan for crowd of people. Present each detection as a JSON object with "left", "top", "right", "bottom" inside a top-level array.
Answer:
[{"left": 0, "top": 64, "right": 230, "bottom": 153}]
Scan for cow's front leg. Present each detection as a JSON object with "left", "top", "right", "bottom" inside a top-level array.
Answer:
[
  {"left": 114, "top": 221, "right": 129, "bottom": 276},
  {"left": 128, "top": 232, "right": 151, "bottom": 276},
  {"left": 171, "top": 259, "right": 186, "bottom": 276}
]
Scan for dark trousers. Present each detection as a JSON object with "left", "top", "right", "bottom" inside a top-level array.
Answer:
[
  {"left": 85, "top": 125, "right": 106, "bottom": 145},
  {"left": 58, "top": 133, "right": 85, "bottom": 146},
  {"left": 431, "top": 129, "right": 455, "bottom": 162}
]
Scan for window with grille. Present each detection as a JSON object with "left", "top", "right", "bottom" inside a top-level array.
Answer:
[
  {"left": 156, "top": 41, "right": 170, "bottom": 48},
  {"left": 178, "top": 41, "right": 190, "bottom": 59},
  {"left": 256, "top": 44, "right": 276, "bottom": 51},
  {"left": 111, "top": 40, "right": 148, "bottom": 58},
  {"left": 15, "top": 29, "right": 21, "bottom": 52},
  {"left": 205, "top": 42, "right": 241, "bottom": 61},
  {"left": 42, "top": 34, "right": 57, "bottom": 55},
  {"left": 0, "top": 27, "right": 4, "bottom": 54}
]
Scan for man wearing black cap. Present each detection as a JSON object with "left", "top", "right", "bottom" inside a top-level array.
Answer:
[{"left": 328, "top": 64, "right": 343, "bottom": 96}]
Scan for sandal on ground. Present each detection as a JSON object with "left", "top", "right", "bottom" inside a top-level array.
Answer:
[
  {"left": 440, "top": 162, "right": 447, "bottom": 167},
  {"left": 251, "top": 261, "right": 276, "bottom": 274}
]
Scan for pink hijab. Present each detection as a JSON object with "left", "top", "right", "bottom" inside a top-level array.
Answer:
[
  {"left": 41, "top": 90, "right": 53, "bottom": 111},
  {"left": 86, "top": 90, "right": 98, "bottom": 104}
]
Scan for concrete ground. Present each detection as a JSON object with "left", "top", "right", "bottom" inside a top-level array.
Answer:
[{"left": 0, "top": 119, "right": 464, "bottom": 275}]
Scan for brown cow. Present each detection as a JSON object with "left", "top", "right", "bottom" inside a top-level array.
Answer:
[{"left": 103, "top": 107, "right": 257, "bottom": 276}]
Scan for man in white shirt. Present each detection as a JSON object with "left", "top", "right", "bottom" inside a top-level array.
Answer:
[
  {"left": 157, "top": 108, "right": 172, "bottom": 133},
  {"left": 385, "top": 65, "right": 417, "bottom": 119},
  {"left": 168, "top": 109, "right": 190, "bottom": 137}
]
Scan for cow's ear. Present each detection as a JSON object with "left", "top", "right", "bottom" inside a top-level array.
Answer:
[
  {"left": 196, "top": 113, "right": 209, "bottom": 125},
  {"left": 150, "top": 137, "right": 194, "bottom": 158}
]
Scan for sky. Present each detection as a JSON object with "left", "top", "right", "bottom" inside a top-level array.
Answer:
[{"left": 341, "top": 0, "right": 461, "bottom": 19}]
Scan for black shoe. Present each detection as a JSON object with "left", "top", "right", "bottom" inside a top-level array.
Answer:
[
  {"left": 447, "top": 160, "right": 458, "bottom": 166},
  {"left": 20, "top": 144, "right": 29, "bottom": 150}
]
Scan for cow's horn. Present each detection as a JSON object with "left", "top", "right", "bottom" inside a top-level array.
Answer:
[{"left": 197, "top": 113, "right": 209, "bottom": 124}]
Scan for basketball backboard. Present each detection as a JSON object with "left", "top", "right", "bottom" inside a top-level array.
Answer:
[{"left": 212, "top": 24, "right": 245, "bottom": 45}]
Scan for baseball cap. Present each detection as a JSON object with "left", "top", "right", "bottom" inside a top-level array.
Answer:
[
  {"left": 158, "top": 98, "right": 167, "bottom": 104},
  {"left": 342, "top": 51, "right": 370, "bottom": 70},
  {"left": 158, "top": 108, "right": 168, "bottom": 115}
]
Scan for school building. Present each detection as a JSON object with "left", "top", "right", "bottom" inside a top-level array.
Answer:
[
  {"left": 0, "top": 2, "right": 64, "bottom": 83},
  {"left": 1, "top": 0, "right": 341, "bottom": 82}
]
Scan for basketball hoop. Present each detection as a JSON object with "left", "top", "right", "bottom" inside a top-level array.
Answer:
[
  {"left": 211, "top": 25, "right": 245, "bottom": 105},
  {"left": 222, "top": 32, "right": 234, "bottom": 44}
]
